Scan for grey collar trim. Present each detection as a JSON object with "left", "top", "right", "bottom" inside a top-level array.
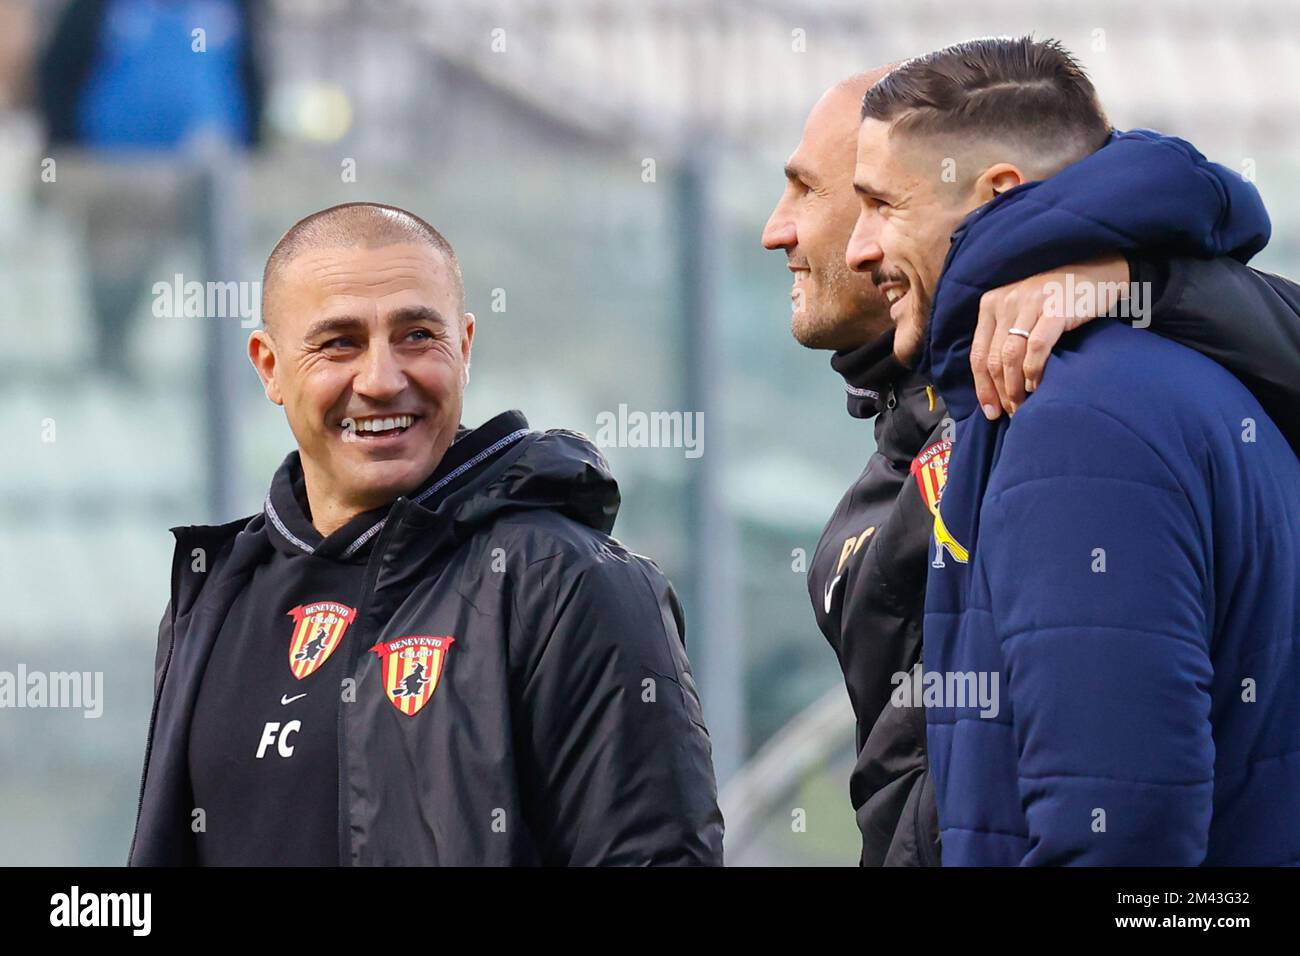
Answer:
[{"left": 338, "top": 427, "right": 531, "bottom": 560}]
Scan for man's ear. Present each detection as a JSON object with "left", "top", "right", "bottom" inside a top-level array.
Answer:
[
  {"left": 248, "top": 330, "right": 283, "bottom": 405},
  {"left": 460, "top": 312, "right": 475, "bottom": 387},
  {"left": 974, "top": 162, "right": 1027, "bottom": 203}
]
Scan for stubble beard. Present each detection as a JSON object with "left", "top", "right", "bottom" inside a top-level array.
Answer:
[{"left": 792, "top": 256, "right": 881, "bottom": 351}]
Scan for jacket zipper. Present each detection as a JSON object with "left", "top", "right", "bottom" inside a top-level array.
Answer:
[{"left": 336, "top": 497, "right": 409, "bottom": 865}]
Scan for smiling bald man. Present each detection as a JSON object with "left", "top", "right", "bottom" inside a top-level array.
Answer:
[{"left": 129, "top": 202, "right": 723, "bottom": 867}]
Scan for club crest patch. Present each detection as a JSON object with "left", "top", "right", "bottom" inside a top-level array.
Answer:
[
  {"left": 910, "top": 439, "right": 969, "bottom": 565},
  {"left": 370, "top": 636, "right": 455, "bottom": 716},
  {"left": 287, "top": 602, "right": 356, "bottom": 679}
]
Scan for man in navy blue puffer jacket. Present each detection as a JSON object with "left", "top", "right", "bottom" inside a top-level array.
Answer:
[{"left": 845, "top": 36, "right": 1300, "bottom": 865}]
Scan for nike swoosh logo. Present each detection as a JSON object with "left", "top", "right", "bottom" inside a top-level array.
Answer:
[
  {"left": 281, "top": 693, "right": 307, "bottom": 705},
  {"left": 823, "top": 575, "right": 842, "bottom": 615}
]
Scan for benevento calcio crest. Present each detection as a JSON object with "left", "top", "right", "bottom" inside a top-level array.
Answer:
[
  {"left": 910, "top": 439, "right": 970, "bottom": 565},
  {"left": 370, "top": 636, "right": 455, "bottom": 716},
  {"left": 287, "top": 602, "right": 356, "bottom": 680}
]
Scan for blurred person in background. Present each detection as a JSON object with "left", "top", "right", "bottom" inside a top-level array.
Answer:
[
  {"left": 36, "top": 0, "right": 264, "bottom": 379},
  {"left": 130, "top": 202, "right": 723, "bottom": 866},
  {"left": 763, "top": 61, "right": 1300, "bottom": 865},
  {"left": 0, "top": 0, "right": 39, "bottom": 237},
  {"left": 847, "top": 36, "right": 1300, "bottom": 864},
  {"left": 0, "top": 1, "right": 36, "bottom": 113}
]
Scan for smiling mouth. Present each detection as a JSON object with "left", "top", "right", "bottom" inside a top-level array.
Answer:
[
  {"left": 341, "top": 414, "right": 421, "bottom": 440},
  {"left": 876, "top": 276, "right": 911, "bottom": 319}
]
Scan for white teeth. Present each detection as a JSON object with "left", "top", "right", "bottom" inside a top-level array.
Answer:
[
  {"left": 349, "top": 415, "right": 414, "bottom": 433},
  {"left": 884, "top": 288, "right": 903, "bottom": 304}
]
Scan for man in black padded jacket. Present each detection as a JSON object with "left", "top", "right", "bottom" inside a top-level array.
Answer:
[
  {"left": 130, "top": 202, "right": 723, "bottom": 866},
  {"left": 762, "top": 69, "right": 1300, "bottom": 865}
]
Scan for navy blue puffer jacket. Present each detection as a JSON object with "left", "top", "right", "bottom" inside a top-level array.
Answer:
[{"left": 921, "top": 130, "right": 1300, "bottom": 865}]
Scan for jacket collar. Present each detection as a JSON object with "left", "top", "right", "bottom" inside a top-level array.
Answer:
[
  {"left": 879, "top": 373, "right": 945, "bottom": 464},
  {"left": 831, "top": 326, "right": 945, "bottom": 461},
  {"left": 830, "top": 327, "right": 909, "bottom": 420},
  {"left": 263, "top": 410, "right": 532, "bottom": 561}
]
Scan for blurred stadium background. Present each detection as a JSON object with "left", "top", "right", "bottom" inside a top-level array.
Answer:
[{"left": 1, "top": 0, "right": 1297, "bottom": 865}]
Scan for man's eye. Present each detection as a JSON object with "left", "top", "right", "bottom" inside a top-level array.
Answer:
[
  {"left": 322, "top": 336, "right": 358, "bottom": 350},
  {"left": 406, "top": 328, "right": 438, "bottom": 342}
]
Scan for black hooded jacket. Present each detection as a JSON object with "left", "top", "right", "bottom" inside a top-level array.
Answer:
[
  {"left": 808, "top": 330, "right": 946, "bottom": 867},
  {"left": 130, "top": 410, "right": 724, "bottom": 865},
  {"left": 810, "top": 256, "right": 1300, "bottom": 867}
]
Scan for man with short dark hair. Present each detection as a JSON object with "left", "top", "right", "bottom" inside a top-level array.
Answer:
[
  {"left": 130, "top": 201, "right": 724, "bottom": 866},
  {"left": 763, "top": 60, "right": 1300, "bottom": 866},
  {"left": 847, "top": 36, "right": 1300, "bottom": 865}
]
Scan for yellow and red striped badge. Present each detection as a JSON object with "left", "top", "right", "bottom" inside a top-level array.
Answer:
[
  {"left": 910, "top": 439, "right": 969, "bottom": 564},
  {"left": 286, "top": 602, "right": 355, "bottom": 680},
  {"left": 911, "top": 439, "right": 951, "bottom": 514},
  {"left": 370, "top": 636, "right": 455, "bottom": 716}
]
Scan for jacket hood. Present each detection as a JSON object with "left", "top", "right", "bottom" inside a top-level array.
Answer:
[
  {"left": 423, "top": 416, "right": 622, "bottom": 539},
  {"left": 920, "top": 128, "right": 1271, "bottom": 419}
]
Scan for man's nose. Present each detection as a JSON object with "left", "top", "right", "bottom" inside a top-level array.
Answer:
[
  {"left": 845, "top": 212, "right": 883, "bottom": 274},
  {"left": 353, "top": 340, "right": 406, "bottom": 400},
  {"left": 761, "top": 201, "right": 796, "bottom": 250}
]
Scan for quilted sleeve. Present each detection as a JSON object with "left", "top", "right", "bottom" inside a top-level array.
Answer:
[
  {"left": 979, "top": 400, "right": 1215, "bottom": 865},
  {"left": 511, "top": 547, "right": 724, "bottom": 865}
]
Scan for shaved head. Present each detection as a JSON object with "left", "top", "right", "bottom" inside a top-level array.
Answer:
[
  {"left": 246, "top": 201, "right": 476, "bottom": 538},
  {"left": 836, "top": 67, "right": 891, "bottom": 103},
  {"left": 262, "top": 202, "right": 465, "bottom": 333},
  {"left": 761, "top": 65, "right": 896, "bottom": 350}
]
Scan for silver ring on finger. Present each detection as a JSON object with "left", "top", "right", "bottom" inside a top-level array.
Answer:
[{"left": 1007, "top": 328, "right": 1031, "bottom": 339}]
